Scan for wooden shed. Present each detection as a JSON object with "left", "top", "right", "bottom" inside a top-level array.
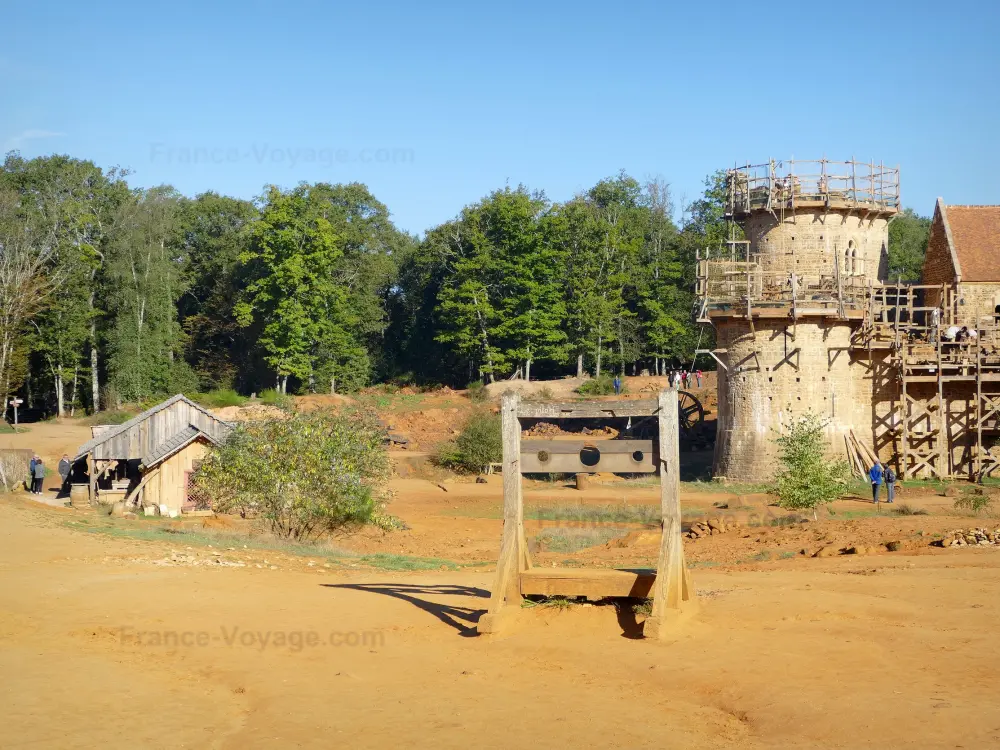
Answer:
[{"left": 73, "top": 394, "right": 233, "bottom": 514}]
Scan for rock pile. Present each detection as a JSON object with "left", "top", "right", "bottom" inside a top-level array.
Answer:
[
  {"left": 938, "top": 528, "right": 1000, "bottom": 547},
  {"left": 685, "top": 516, "right": 740, "bottom": 539},
  {"left": 525, "top": 422, "right": 562, "bottom": 437}
]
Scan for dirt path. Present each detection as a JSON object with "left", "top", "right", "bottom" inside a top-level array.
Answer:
[{"left": 3, "top": 494, "right": 1000, "bottom": 749}]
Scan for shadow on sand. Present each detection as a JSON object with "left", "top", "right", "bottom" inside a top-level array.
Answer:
[{"left": 322, "top": 583, "right": 489, "bottom": 637}]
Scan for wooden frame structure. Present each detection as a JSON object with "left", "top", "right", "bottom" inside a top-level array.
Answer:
[
  {"left": 477, "top": 389, "right": 696, "bottom": 639},
  {"left": 854, "top": 283, "right": 1000, "bottom": 479}
]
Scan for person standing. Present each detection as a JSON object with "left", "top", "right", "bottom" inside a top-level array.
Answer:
[
  {"left": 612, "top": 375, "right": 621, "bottom": 396},
  {"left": 869, "top": 460, "right": 884, "bottom": 504},
  {"left": 32, "top": 457, "right": 45, "bottom": 495},
  {"left": 695, "top": 369, "right": 703, "bottom": 388},
  {"left": 58, "top": 454, "right": 71, "bottom": 494},
  {"left": 884, "top": 464, "right": 897, "bottom": 504}
]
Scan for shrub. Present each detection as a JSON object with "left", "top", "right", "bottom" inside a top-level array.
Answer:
[
  {"left": 525, "top": 386, "right": 555, "bottom": 402},
  {"left": 259, "top": 388, "right": 294, "bottom": 411},
  {"left": 466, "top": 380, "right": 488, "bottom": 403},
  {"left": 434, "top": 412, "right": 501, "bottom": 473},
  {"left": 194, "top": 410, "right": 397, "bottom": 540},
  {"left": 191, "top": 389, "right": 247, "bottom": 409},
  {"left": 954, "top": 493, "right": 993, "bottom": 515},
  {"left": 576, "top": 374, "right": 620, "bottom": 396},
  {"left": 771, "top": 412, "right": 850, "bottom": 517},
  {"left": 891, "top": 504, "right": 929, "bottom": 516}
]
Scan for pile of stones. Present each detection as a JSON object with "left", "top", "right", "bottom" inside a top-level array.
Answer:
[
  {"left": 685, "top": 516, "right": 740, "bottom": 539},
  {"left": 938, "top": 528, "right": 1000, "bottom": 547}
]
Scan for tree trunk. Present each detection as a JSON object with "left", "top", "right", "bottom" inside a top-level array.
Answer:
[
  {"left": 70, "top": 367, "right": 78, "bottom": 417},
  {"left": 330, "top": 377, "right": 336, "bottom": 395},
  {"left": 280, "top": 375, "right": 288, "bottom": 394},
  {"left": 90, "top": 320, "right": 100, "bottom": 412},
  {"left": 55, "top": 368, "right": 64, "bottom": 418},
  {"left": 576, "top": 354, "right": 584, "bottom": 378},
  {"left": 525, "top": 358, "right": 532, "bottom": 383},
  {"left": 595, "top": 336, "right": 603, "bottom": 378}
]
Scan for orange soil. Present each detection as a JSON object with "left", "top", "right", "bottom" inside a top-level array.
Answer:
[{"left": 3, "top": 460, "right": 1000, "bottom": 747}]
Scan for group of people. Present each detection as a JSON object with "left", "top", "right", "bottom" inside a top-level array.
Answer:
[
  {"left": 26, "top": 454, "right": 72, "bottom": 496},
  {"left": 868, "top": 460, "right": 897, "bottom": 504},
  {"left": 668, "top": 369, "right": 703, "bottom": 390},
  {"left": 941, "top": 325, "right": 979, "bottom": 344},
  {"left": 610, "top": 369, "right": 704, "bottom": 396}
]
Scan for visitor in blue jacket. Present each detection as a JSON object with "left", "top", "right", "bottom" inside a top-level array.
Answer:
[{"left": 869, "top": 461, "right": 884, "bottom": 504}]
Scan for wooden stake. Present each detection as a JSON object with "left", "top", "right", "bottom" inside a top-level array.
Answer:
[
  {"left": 644, "top": 388, "right": 695, "bottom": 639},
  {"left": 478, "top": 390, "right": 530, "bottom": 634}
]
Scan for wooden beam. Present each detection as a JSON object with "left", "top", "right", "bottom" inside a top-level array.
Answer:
[
  {"left": 478, "top": 391, "right": 531, "bottom": 634},
  {"left": 520, "top": 568, "right": 655, "bottom": 598},
  {"left": 516, "top": 399, "right": 659, "bottom": 419},
  {"left": 644, "top": 389, "right": 695, "bottom": 639}
]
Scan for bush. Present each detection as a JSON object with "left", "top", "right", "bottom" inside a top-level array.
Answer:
[
  {"left": 194, "top": 410, "right": 397, "bottom": 540},
  {"left": 891, "top": 504, "right": 929, "bottom": 516},
  {"left": 576, "top": 375, "right": 617, "bottom": 396},
  {"left": 191, "top": 389, "right": 247, "bottom": 409},
  {"left": 259, "top": 388, "right": 294, "bottom": 411},
  {"left": 434, "top": 412, "right": 502, "bottom": 473},
  {"left": 771, "top": 412, "right": 850, "bottom": 517},
  {"left": 954, "top": 493, "right": 993, "bottom": 515},
  {"left": 466, "top": 380, "right": 488, "bottom": 403}
]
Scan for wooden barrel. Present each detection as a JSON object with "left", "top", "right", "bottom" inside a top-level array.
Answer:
[{"left": 69, "top": 483, "right": 90, "bottom": 509}]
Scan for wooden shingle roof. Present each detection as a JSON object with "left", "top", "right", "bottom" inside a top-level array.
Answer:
[
  {"left": 74, "top": 394, "right": 232, "bottom": 461},
  {"left": 139, "top": 425, "right": 221, "bottom": 469}
]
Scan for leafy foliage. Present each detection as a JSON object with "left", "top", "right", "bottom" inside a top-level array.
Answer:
[
  {"left": 887, "top": 208, "right": 931, "bottom": 281},
  {"left": 434, "top": 412, "right": 502, "bottom": 473},
  {"left": 575, "top": 374, "right": 618, "bottom": 396},
  {"left": 954, "top": 492, "right": 993, "bottom": 515},
  {"left": 771, "top": 412, "right": 851, "bottom": 512},
  {"left": 194, "top": 410, "right": 396, "bottom": 540}
]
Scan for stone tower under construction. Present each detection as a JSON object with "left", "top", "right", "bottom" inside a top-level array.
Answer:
[{"left": 696, "top": 159, "right": 900, "bottom": 481}]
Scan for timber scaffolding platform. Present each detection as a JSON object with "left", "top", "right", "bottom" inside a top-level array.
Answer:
[{"left": 854, "top": 283, "right": 1000, "bottom": 481}]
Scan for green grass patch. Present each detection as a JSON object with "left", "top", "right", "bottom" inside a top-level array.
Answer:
[
  {"left": 61, "top": 518, "right": 467, "bottom": 571},
  {"left": 258, "top": 389, "right": 294, "bottom": 410},
  {"left": 531, "top": 526, "right": 630, "bottom": 553},
  {"left": 681, "top": 479, "right": 772, "bottom": 495},
  {"left": 84, "top": 409, "right": 139, "bottom": 426},
  {"left": 522, "top": 596, "right": 579, "bottom": 609},
  {"left": 189, "top": 389, "right": 247, "bottom": 409},
  {"left": 526, "top": 504, "right": 661, "bottom": 525}
]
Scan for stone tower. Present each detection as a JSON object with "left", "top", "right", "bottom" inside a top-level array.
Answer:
[{"left": 697, "top": 159, "right": 899, "bottom": 481}]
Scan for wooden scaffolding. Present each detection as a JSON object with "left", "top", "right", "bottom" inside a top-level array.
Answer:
[{"left": 856, "top": 283, "right": 1000, "bottom": 480}]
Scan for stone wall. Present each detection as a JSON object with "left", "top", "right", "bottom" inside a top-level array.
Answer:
[
  {"left": 714, "top": 319, "right": 859, "bottom": 481},
  {"left": 744, "top": 211, "right": 889, "bottom": 286},
  {"left": 957, "top": 282, "right": 1000, "bottom": 329}
]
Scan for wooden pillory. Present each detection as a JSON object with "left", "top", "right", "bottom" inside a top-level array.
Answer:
[{"left": 477, "top": 389, "right": 696, "bottom": 638}]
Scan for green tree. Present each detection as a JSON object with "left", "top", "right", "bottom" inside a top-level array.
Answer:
[
  {"left": 103, "top": 185, "right": 184, "bottom": 404},
  {"left": 771, "top": 412, "right": 851, "bottom": 517},
  {"left": 174, "top": 192, "right": 258, "bottom": 389},
  {"left": 195, "top": 410, "right": 397, "bottom": 540},
  {"left": 887, "top": 208, "right": 930, "bottom": 281}
]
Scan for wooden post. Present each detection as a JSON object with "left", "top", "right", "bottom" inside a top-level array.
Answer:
[
  {"left": 88, "top": 457, "right": 97, "bottom": 502},
  {"left": 644, "top": 388, "right": 695, "bottom": 639},
  {"left": 478, "top": 390, "right": 530, "bottom": 634}
]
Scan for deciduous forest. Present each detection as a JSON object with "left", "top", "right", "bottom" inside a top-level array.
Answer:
[{"left": 0, "top": 152, "right": 931, "bottom": 416}]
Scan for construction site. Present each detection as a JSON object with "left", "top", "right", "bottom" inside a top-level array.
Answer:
[{"left": 696, "top": 159, "right": 1000, "bottom": 482}]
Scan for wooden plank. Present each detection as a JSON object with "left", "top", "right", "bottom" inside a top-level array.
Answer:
[
  {"left": 479, "top": 391, "right": 529, "bottom": 634},
  {"left": 516, "top": 399, "right": 659, "bottom": 419},
  {"left": 519, "top": 439, "right": 656, "bottom": 473},
  {"left": 644, "top": 388, "right": 694, "bottom": 639},
  {"left": 520, "top": 568, "right": 655, "bottom": 598}
]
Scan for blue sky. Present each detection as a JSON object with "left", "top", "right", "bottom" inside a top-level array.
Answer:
[{"left": 3, "top": 0, "right": 997, "bottom": 234}]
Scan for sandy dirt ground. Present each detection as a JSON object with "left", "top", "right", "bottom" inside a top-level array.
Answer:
[{"left": 3, "top": 385, "right": 1000, "bottom": 749}]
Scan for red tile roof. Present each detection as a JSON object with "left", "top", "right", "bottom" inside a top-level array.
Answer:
[{"left": 943, "top": 204, "right": 1000, "bottom": 282}]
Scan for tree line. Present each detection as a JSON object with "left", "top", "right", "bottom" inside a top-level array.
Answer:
[{"left": 0, "top": 151, "right": 931, "bottom": 417}]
